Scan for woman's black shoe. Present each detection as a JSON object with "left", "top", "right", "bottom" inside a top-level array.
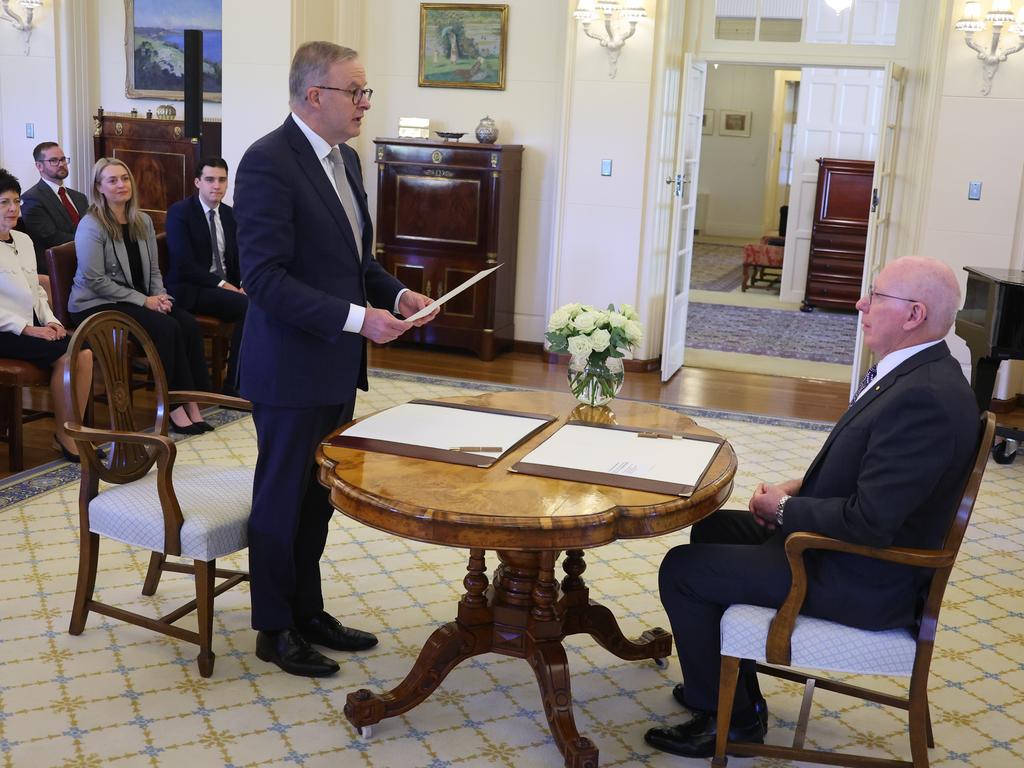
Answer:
[
  {"left": 193, "top": 420, "right": 214, "bottom": 433},
  {"left": 54, "top": 436, "right": 80, "bottom": 463},
  {"left": 170, "top": 421, "right": 207, "bottom": 436}
]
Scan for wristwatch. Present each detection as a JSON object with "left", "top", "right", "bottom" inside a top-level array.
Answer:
[{"left": 776, "top": 495, "right": 790, "bottom": 528}]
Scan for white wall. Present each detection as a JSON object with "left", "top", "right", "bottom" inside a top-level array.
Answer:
[
  {"left": 696, "top": 64, "right": 775, "bottom": 239},
  {"left": 360, "top": 0, "right": 568, "bottom": 342}
]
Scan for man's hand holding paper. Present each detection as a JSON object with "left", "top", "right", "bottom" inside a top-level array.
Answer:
[{"left": 398, "top": 290, "right": 439, "bottom": 326}]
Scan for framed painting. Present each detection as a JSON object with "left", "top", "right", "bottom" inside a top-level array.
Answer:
[
  {"left": 418, "top": 3, "right": 508, "bottom": 90},
  {"left": 124, "top": 0, "right": 223, "bottom": 101},
  {"left": 719, "top": 109, "right": 752, "bottom": 137},
  {"left": 702, "top": 108, "right": 715, "bottom": 136}
]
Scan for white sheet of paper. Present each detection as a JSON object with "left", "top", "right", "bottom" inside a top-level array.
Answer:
[
  {"left": 404, "top": 265, "right": 502, "bottom": 322},
  {"left": 339, "top": 401, "right": 547, "bottom": 456},
  {"left": 518, "top": 424, "right": 720, "bottom": 486}
]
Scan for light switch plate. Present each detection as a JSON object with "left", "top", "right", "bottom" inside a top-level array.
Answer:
[
  {"left": 601, "top": 159, "right": 612, "bottom": 177},
  {"left": 25, "top": 123, "right": 34, "bottom": 139},
  {"left": 968, "top": 181, "right": 982, "bottom": 200}
]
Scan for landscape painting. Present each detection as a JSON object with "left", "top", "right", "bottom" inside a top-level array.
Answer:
[
  {"left": 125, "top": 0, "right": 222, "bottom": 101},
  {"left": 419, "top": 4, "right": 508, "bottom": 90}
]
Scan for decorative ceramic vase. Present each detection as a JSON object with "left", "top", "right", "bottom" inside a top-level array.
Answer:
[
  {"left": 567, "top": 357, "right": 625, "bottom": 407},
  {"left": 475, "top": 115, "right": 499, "bottom": 144}
]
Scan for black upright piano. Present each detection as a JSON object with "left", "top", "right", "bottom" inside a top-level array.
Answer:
[{"left": 955, "top": 266, "right": 1024, "bottom": 463}]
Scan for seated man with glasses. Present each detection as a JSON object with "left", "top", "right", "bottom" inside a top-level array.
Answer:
[
  {"left": 646, "top": 255, "right": 979, "bottom": 758},
  {"left": 19, "top": 142, "right": 88, "bottom": 275}
]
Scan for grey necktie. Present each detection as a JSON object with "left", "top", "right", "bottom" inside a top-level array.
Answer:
[
  {"left": 208, "top": 208, "right": 225, "bottom": 278},
  {"left": 850, "top": 364, "right": 878, "bottom": 405},
  {"left": 327, "top": 147, "right": 363, "bottom": 258}
]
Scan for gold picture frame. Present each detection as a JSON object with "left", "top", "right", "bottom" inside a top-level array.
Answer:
[
  {"left": 719, "top": 109, "right": 752, "bottom": 137},
  {"left": 418, "top": 3, "right": 508, "bottom": 90}
]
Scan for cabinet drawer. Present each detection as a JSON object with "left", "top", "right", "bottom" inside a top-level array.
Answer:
[
  {"left": 806, "top": 279, "right": 863, "bottom": 302},
  {"left": 810, "top": 230, "right": 866, "bottom": 251},
  {"left": 807, "top": 253, "right": 865, "bottom": 279}
]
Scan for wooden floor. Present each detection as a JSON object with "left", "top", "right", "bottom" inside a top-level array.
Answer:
[{"left": 4, "top": 344, "right": 1019, "bottom": 481}]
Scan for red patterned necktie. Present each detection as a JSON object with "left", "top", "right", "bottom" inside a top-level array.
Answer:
[{"left": 58, "top": 187, "right": 80, "bottom": 226}]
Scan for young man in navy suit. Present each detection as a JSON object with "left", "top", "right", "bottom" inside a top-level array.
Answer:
[
  {"left": 164, "top": 158, "right": 247, "bottom": 394},
  {"left": 647, "top": 256, "right": 980, "bottom": 758},
  {"left": 234, "top": 42, "right": 437, "bottom": 677},
  {"left": 19, "top": 142, "right": 89, "bottom": 273}
]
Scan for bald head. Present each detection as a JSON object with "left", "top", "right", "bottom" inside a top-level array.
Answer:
[{"left": 883, "top": 256, "right": 961, "bottom": 338}]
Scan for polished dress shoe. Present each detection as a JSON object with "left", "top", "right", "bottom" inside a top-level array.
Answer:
[
  {"left": 645, "top": 709, "right": 764, "bottom": 758},
  {"left": 193, "top": 420, "right": 214, "bottom": 433},
  {"left": 296, "top": 611, "right": 378, "bottom": 652},
  {"left": 673, "top": 682, "right": 769, "bottom": 734},
  {"left": 255, "top": 628, "right": 340, "bottom": 677},
  {"left": 169, "top": 420, "right": 207, "bottom": 436}
]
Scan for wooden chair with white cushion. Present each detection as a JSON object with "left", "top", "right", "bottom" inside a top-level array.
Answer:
[
  {"left": 64, "top": 310, "right": 253, "bottom": 677},
  {"left": 712, "top": 411, "right": 996, "bottom": 768}
]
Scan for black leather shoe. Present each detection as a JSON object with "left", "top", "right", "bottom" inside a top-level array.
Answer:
[
  {"left": 296, "top": 611, "right": 378, "bottom": 652},
  {"left": 673, "top": 683, "right": 769, "bottom": 734},
  {"left": 170, "top": 421, "right": 206, "bottom": 436},
  {"left": 193, "top": 420, "right": 214, "bottom": 433},
  {"left": 644, "top": 710, "right": 764, "bottom": 759},
  {"left": 255, "top": 628, "right": 340, "bottom": 677}
]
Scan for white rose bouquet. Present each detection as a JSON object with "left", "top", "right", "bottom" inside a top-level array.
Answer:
[{"left": 545, "top": 303, "right": 643, "bottom": 406}]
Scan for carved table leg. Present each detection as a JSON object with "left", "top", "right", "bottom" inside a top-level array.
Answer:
[{"left": 528, "top": 639, "right": 599, "bottom": 768}]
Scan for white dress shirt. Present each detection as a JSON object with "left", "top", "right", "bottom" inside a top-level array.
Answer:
[
  {"left": 855, "top": 339, "right": 944, "bottom": 402},
  {"left": 198, "top": 197, "right": 227, "bottom": 287}
]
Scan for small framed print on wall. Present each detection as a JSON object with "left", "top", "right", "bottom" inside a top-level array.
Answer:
[
  {"left": 702, "top": 108, "right": 714, "bottom": 135},
  {"left": 719, "top": 109, "right": 752, "bottom": 137}
]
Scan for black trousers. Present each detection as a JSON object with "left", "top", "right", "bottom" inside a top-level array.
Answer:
[
  {"left": 248, "top": 399, "right": 355, "bottom": 630},
  {"left": 71, "top": 303, "right": 211, "bottom": 393},
  {"left": 659, "top": 509, "right": 790, "bottom": 713},
  {"left": 178, "top": 286, "right": 248, "bottom": 391}
]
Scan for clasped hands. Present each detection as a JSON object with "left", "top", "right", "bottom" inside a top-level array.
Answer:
[
  {"left": 143, "top": 294, "right": 175, "bottom": 314},
  {"left": 748, "top": 478, "right": 802, "bottom": 530},
  {"left": 22, "top": 322, "right": 67, "bottom": 341},
  {"left": 359, "top": 290, "right": 439, "bottom": 344}
]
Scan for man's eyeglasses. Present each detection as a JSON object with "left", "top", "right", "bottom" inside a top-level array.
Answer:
[
  {"left": 0, "top": 198, "right": 22, "bottom": 210},
  {"left": 312, "top": 85, "right": 373, "bottom": 105},
  {"left": 43, "top": 157, "right": 71, "bottom": 167},
  {"left": 868, "top": 286, "right": 918, "bottom": 305}
]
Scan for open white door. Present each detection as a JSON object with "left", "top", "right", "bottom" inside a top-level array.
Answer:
[
  {"left": 850, "top": 63, "right": 907, "bottom": 395},
  {"left": 660, "top": 56, "right": 707, "bottom": 382}
]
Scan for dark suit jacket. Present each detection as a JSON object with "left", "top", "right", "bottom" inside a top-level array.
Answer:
[
  {"left": 233, "top": 115, "right": 404, "bottom": 407},
  {"left": 19, "top": 179, "right": 88, "bottom": 271},
  {"left": 164, "top": 194, "right": 240, "bottom": 307},
  {"left": 780, "top": 341, "right": 979, "bottom": 629}
]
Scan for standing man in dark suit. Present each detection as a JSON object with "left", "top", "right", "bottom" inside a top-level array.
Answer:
[
  {"left": 646, "top": 256, "right": 979, "bottom": 758},
  {"left": 164, "top": 158, "right": 247, "bottom": 394},
  {"left": 234, "top": 41, "right": 437, "bottom": 678},
  {"left": 19, "top": 142, "right": 88, "bottom": 273}
]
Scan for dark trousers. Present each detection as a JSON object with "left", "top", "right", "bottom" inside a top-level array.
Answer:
[
  {"left": 659, "top": 510, "right": 790, "bottom": 713},
  {"left": 248, "top": 399, "right": 355, "bottom": 630},
  {"left": 71, "top": 303, "right": 211, "bottom": 392},
  {"left": 179, "top": 286, "right": 248, "bottom": 392}
]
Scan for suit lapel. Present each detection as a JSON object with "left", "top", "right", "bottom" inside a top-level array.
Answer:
[
  {"left": 38, "top": 181, "right": 75, "bottom": 229},
  {"left": 111, "top": 235, "right": 136, "bottom": 290},
  {"left": 341, "top": 148, "right": 371, "bottom": 266},
  {"left": 192, "top": 195, "right": 214, "bottom": 269},
  {"left": 284, "top": 119, "right": 362, "bottom": 263},
  {"left": 802, "top": 342, "right": 952, "bottom": 482}
]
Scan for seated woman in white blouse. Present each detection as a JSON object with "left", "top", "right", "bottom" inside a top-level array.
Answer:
[{"left": 0, "top": 168, "right": 94, "bottom": 462}]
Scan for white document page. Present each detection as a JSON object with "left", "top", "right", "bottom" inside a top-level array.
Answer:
[
  {"left": 339, "top": 401, "right": 548, "bottom": 457},
  {"left": 517, "top": 424, "right": 720, "bottom": 487},
  {"left": 405, "top": 265, "right": 502, "bottom": 322}
]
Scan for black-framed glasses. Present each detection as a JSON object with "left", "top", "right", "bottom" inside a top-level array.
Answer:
[
  {"left": 868, "top": 286, "right": 917, "bottom": 305},
  {"left": 43, "top": 157, "right": 71, "bottom": 167},
  {"left": 312, "top": 85, "right": 373, "bottom": 104}
]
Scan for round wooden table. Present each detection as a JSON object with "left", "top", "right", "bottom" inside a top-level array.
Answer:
[{"left": 316, "top": 390, "right": 736, "bottom": 768}]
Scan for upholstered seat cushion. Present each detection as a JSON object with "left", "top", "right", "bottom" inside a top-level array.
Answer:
[
  {"left": 742, "top": 242, "right": 784, "bottom": 267},
  {"left": 720, "top": 604, "right": 917, "bottom": 677},
  {"left": 89, "top": 465, "right": 253, "bottom": 561}
]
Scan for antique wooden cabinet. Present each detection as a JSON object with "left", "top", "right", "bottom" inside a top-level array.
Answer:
[
  {"left": 93, "top": 109, "right": 221, "bottom": 233},
  {"left": 801, "top": 157, "right": 874, "bottom": 312},
  {"left": 373, "top": 138, "right": 522, "bottom": 360}
]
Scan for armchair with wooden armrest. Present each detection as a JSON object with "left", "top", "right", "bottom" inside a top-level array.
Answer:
[{"left": 712, "top": 412, "right": 997, "bottom": 768}]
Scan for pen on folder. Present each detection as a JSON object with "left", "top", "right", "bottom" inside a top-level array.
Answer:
[
  {"left": 637, "top": 431, "right": 682, "bottom": 440},
  {"left": 449, "top": 446, "right": 503, "bottom": 453}
]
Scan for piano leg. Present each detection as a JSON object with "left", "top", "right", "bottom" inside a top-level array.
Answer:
[{"left": 969, "top": 356, "right": 1001, "bottom": 412}]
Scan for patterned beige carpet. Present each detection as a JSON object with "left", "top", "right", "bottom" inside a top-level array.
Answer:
[{"left": 1, "top": 371, "right": 1021, "bottom": 768}]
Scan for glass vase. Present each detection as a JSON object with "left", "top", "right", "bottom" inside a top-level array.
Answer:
[{"left": 567, "top": 357, "right": 625, "bottom": 407}]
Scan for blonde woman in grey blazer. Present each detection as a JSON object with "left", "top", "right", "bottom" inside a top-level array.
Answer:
[
  {"left": 69, "top": 158, "right": 213, "bottom": 435},
  {"left": 0, "top": 168, "right": 95, "bottom": 462}
]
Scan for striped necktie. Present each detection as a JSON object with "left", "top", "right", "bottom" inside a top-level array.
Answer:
[{"left": 850, "top": 364, "right": 878, "bottom": 405}]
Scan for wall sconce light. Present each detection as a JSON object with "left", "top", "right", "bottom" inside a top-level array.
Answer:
[
  {"left": 0, "top": 0, "right": 42, "bottom": 55},
  {"left": 955, "top": 1, "right": 1024, "bottom": 95},
  {"left": 573, "top": 1, "right": 647, "bottom": 79}
]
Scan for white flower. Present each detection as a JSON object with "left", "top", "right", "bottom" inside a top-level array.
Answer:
[
  {"left": 621, "top": 303, "right": 640, "bottom": 321},
  {"left": 573, "top": 311, "right": 600, "bottom": 333},
  {"left": 608, "top": 311, "right": 627, "bottom": 329},
  {"left": 624, "top": 319, "right": 643, "bottom": 344},
  {"left": 589, "top": 328, "right": 611, "bottom": 352},
  {"left": 567, "top": 334, "right": 593, "bottom": 363},
  {"left": 548, "top": 307, "right": 572, "bottom": 331},
  {"left": 594, "top": 310, "right": 611, "bottom": 329}
]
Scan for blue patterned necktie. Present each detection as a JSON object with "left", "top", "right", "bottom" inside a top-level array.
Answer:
[{"left": 850, "top": 364, "right": 878, "bottom": 405}]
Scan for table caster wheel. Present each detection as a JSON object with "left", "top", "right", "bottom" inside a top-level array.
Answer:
[
  {"left": 359, "top": 725, "right": 372, "bottom": 739},
  {"left": 993, "top": 439, "right": 1018, "bottom": 465},
  {"left": 654, "top": 657, "right": 669, "bottom": 670}
]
